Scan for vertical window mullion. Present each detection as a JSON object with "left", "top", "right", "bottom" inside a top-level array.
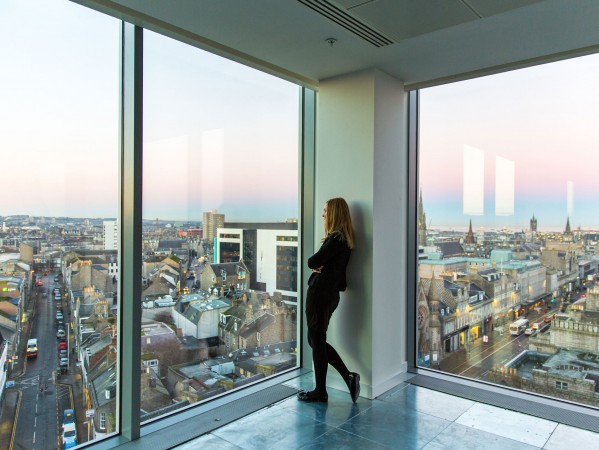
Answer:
[
  {"left": 407, "top": 90, "right": 419, "bottom": 371},
  {"left": 119, "top": 21, "right": 143, "bottom": 441},
  {"left": 299, "top": 87, "right": 316, "bottom": 369}
]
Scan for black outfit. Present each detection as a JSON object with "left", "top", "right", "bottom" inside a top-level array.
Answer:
[{"left": 305, "top": 232, "right": 352, "bottom": 398}]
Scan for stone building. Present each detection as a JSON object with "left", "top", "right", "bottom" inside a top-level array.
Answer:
[
  {"left": 200, "top": 261, "right": 249, "bottom": 293},
  {"left": 219, "top": 291, "right": 296, "bottom": 354}
]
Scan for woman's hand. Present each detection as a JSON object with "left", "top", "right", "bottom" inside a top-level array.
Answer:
[{"left": 312, "top": 266, "right": 323, "bottom": 273}]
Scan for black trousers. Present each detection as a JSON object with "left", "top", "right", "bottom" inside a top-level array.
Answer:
[{"left": 306, "top": 286, "right": 350, "bottom": 392}]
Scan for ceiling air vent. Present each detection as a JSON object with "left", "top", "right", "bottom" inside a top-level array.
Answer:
[{"left": 298, "top": 0, "right": 394, "bottom": 47}]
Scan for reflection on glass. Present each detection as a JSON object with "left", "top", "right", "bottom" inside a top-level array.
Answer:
[
  {"left": 141, "top": 30, "right": 300, "bottom": 419},
  {"left": 418, "top": 54, "right": 599, "bottom": 408},
  {"left": 0, "top": 0, "right": 120, "bottom": 445}
]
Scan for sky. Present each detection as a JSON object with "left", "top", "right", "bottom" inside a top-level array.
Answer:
[
  {"left": 0, "top": 0, "right": 299, "bottom": 223},
  {"left": 420, "top": 53, "right": 599, "bottom": 231},
  {"left": 3, "top": 1, "right": 599, "bottom": 228}
]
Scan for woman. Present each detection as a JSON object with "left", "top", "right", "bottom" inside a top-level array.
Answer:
[{"left": 298, "top": 197, "right": 360, "bottom": 403}]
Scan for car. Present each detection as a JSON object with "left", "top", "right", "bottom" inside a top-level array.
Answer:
[
  {"left": 57, "top": 319, "right": 65, "bottom": 329},
  {"left": 63, "top": 409, "right": 74, "bottom": 424},
  {"left": 62, "top": 422, "right": 77, "bottom": 449},
  {"left": 58, "top": 341, "right": 68, "bottom": 351},
  {"left": 56, "top": 311, "right": 64, "bottom": 320},
  {"left": 54, "top": 276, "right": 59, "bottom": 282},
  {"left": 57, "top": 329, "right": 66, "bottom": 338},
  {"left": 524, "top": 327, "right": 536, "bottom": 336},
  {"left": 59, "top": 349, "right": 68, "bottom": 358}
]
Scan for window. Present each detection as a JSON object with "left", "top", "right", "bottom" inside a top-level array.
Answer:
[
  {"left": 417, "top": 54, "right": 599, "bottom": 409},
  {"left": 0, "top": 1, "right": 119, "bottom": 446},
  {"left": 141, "top": 29, "right": 300, "bottom": 420},
  {"left": 100, "top": 412, "right": 107, "bottom": 430}
]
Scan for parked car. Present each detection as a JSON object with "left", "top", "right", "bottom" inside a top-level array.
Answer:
[
  {"left": 57, "top": 328, "right": 66, "bottom": 338},
  {"left": 63, "top": 409, "right": 74, "bottom": 424},
  {"left": 62, "top": 422, "right": 77, "bottom": 449},
  {"left": 56, "top": 311, "right": 64, "bottom": 320},
  {"left": 59, "top": 349, "right": 68, "bottom": 358},
  {"left": 58, "top": 341, "right": 68, "bottom": 351}
]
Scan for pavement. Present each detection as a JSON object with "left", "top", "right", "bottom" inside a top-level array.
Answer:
[{"left": 0, "top": 389, "right": 20, "bottom": 450}]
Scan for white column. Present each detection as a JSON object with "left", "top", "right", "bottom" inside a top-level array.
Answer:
[{"left": 308, "top": 69, "right": 408, "bottom": 398}]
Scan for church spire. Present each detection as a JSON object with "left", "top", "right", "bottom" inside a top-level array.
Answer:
[
  {"left": 418, "top": 189, "right": 427, "bottom": 246},
  {"left": 465, "top": 219, "right": 475, "bottom": 244}
]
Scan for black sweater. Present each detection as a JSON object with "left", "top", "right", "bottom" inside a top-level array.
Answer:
[{"left": 307, "top": 232, "right": 351, "bottom": 292}]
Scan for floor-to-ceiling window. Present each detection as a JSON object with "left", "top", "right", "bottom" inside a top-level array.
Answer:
[
  {"left": 417, "top": 54, "right": 599, "bottom": 409},
  {"left": 0, "top": 0, "right": 120, "bottom": 447},
  {"left": 141, "top": 30, "right": 300, "bottom": 419}
]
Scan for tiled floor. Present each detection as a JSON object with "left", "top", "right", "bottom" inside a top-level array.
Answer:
[{"left": 174, "top": 373, "right": 599, "bottom": 449}]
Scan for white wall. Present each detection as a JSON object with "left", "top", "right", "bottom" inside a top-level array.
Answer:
[{"left": 313, "top": 69, "right": 408, "bottom": 398}]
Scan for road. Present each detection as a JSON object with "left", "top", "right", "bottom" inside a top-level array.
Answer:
[
  {"left": 440, "top": 308, "right": 556, "bottom": 381},
  {"left": 9, "top": 274, "right": 74, "bottom": 450}
]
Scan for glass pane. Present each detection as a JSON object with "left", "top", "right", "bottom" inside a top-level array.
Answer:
[
  {"left": 141, "top": 30, "right": 300, "bottom": 419},
  {"left": 0, "top": 0, "right": 120, "bottom": 446},
  {"left": 418, "top": 54, "right": 599, "bottom": 409}
]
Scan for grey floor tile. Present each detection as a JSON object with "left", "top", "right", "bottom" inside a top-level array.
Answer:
[
  {"left": 278, "top": 387, "right": 373, "bottom": 427},
  {"left": 173, "top": 433, "right": 244, "bottom": 449},
  {"left": 455, "top": 403, "right": 557, "bottom": 447},
  {"left": 212, "top": 404, "right": 333, "bottom": 450},
  {"left": 339, "top": 399, "right": 451, "bottom": 449},
  {"left": 298, "top": 428, "right": 393, "bottom": 450},
  {"left": 379, "top": 385, "right": 476, "bottom": 422},
  {"left": 377, "top": 382, "right": 410, "bottom": 400},
  {"left": 283, "top": 373, "right": 315, "bottom": 392},
  {"left": 544, "top": 424, "right": 599, "bottom": 450},
  {"left": 421, "top": 422, "right": 542, "bottom": 450}
]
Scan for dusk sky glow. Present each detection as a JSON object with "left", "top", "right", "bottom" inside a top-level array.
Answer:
[
  {"left": 1, "top": 1, "right": 299, "bottom": 223},
  {"left": 420, "top": 53, "right": 599, "bottom": 231},
  {"left": 3, "top": 1, "right": 599, "bottom": 229}
]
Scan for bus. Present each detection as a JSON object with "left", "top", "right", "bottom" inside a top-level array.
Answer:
[{"left": 509, "top": 318, "right": 529, "bottom": 336}]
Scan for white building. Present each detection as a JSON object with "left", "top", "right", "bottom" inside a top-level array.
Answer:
[
  {"left": 215, "top": 224, "right": 298, "bottom": 300},
  {"left": 103, "top": 220, "right": 118, "bottom": 251},
  {"left": 172, "top": 294, "right": 230, "bottom": 339}
]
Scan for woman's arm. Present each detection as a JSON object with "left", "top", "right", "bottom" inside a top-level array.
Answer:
[{"left": 308, "top": 234, "right": 344, "bottom": 269}]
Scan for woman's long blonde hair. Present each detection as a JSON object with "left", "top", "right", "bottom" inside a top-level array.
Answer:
[{"left": 324, "top": 197, "right": 355, "bottom": 249}]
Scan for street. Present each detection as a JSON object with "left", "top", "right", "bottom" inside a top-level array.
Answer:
[
  {"left": 2, "top": 274, "right": 77, "bottom": 450},
  {"left": 439, "top": 307, "right": 555, "bottom": 381}
]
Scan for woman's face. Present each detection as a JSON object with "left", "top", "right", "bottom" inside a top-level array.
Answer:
[{"left": 323, "top": 202, "right": 328, "bottom": 231}]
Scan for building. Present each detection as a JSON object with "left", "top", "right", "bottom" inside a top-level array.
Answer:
[
  {"left": 202, "top": 210, "right": 224, "bottom": 243},
  {"left": 103, "top": 220, "right": 118, "bottom": 250},
  {"left": 215, "top": 222, "right": 298, "bottom": 298}
]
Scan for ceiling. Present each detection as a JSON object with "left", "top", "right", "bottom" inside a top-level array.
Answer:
[{"left": 77, "top": 0, "right": 599, "bottom": 89}]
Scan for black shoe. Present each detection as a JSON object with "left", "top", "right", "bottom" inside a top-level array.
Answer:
[
  {"left": 348, "top": 372, "right": 360, "bottom": 403},
  {"left": 297, "top": 390, "right": 328, "bottom": 403}
]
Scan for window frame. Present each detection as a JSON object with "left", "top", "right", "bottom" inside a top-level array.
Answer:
[
  {"left": 408, "top": 82, "right": 599, "bottom": 430},
  {"left": 105, "top": 21, "right": 315, "bottom": 447}
]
